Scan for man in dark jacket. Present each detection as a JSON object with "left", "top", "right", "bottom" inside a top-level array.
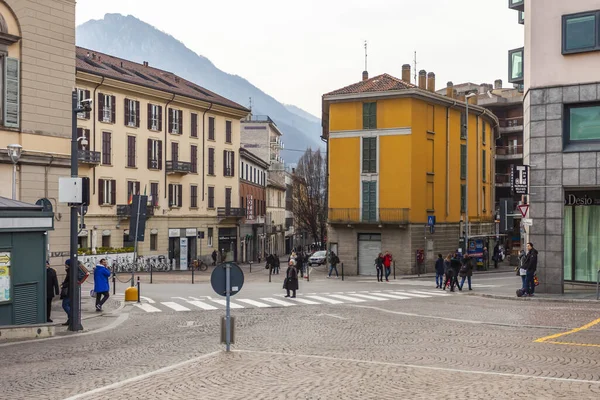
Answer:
[
  {"left": 493, "top": 243, "right": 500, "bottom": 269},
  {"left": 211, "top": 250, "right": 218, "bottom": 266},
  {"left": 435, "top": 254, "right": 445, "bottom": 288},
  {"left": 46, "top": 261, "right": 59, "bottom": 323},
  {"left": 522, "top": 242, "right": 538, "bottom": 296}
]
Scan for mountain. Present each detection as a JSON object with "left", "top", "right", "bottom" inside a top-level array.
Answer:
[{"left": 76, "top": 14, "right": 322, "bottom": 163}]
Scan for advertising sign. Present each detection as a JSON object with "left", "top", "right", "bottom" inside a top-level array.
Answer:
[
  {"left": 511, "top": 165, "right": 529, "bottom": 195},
  {"left": 246, "top": 195, "right": 254, "bottom": 220},
  {"left": 180, "top": 238, "right": 188, "bottom": 270},
  {"left": 0, "top": 252, "right": 11, "bottom": 302}
]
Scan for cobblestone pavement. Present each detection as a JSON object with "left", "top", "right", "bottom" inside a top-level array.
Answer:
[{"left": 2, "top": 294, "right": 600, "bottom": 399}]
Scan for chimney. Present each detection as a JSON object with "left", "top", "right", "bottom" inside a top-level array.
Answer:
[
  {"left": 446, "top": 81, "right": 454, "bottom": 98},
  {"left": 120, "top": 62, "right": 124, "bottom": 67},
  {"left": 418, "top": 70, "right": 427, "bottom": 90},
  {"left": 143, "top": 61, "right": 149, "bottom": 67},
  {"left": 494, "top": 79, "right": 503, "bottom": 89},
  {"left": 175, "top": 76, "right": 180, "bottom": 83},
  {"left": 468, "top": 95, "right": 478, "bottom": 105},
  {"left": 92, "top": 53, "right": 96, "bottom": 60},
  {"left": 427, "top": 72, "right": 436, "bottom": 92},
  {"left": 362, "top": 70, "right": 369, "bottom": 81},
  {"left": 401, "top": 64, "right": 411, "bottom": 83}
]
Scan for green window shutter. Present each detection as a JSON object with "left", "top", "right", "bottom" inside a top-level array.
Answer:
[
  {"left": 5, "top": 58, "right": 20, "bottom": 128},
  {"left": 368, "top": 181, "right": 377, "bottom": 221},
  {"left": 482, "top": 150, "right": 487, "bottom": 182},
  {"left": 363, "top": 103, "right": 370, "bottom": 129},
  {"left": 482, "top": 122, "right": 486, "bottom": 144},
  {"left": 369, "top": 137, "right": 376, "bottom": 172},
  {"left": 362, "top": 138, "right": 369, "bottom": 172},
  {"left": 362, "top": 181, "right": 369, "bottom": 220},
  {"left": 460, "top": 144, "right": 466, "bottom": 179},
  {"left": 460, "top": 184, "right": 466, "bottom": 213},
  {"left": 370, "top": 102, "right": 377, "bottom": 129},
  {"left": 460, "top": 112, "right": 466, "bottom": 139}
]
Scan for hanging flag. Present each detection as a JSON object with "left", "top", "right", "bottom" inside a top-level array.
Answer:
[{"left": 128, "top": 193, "right": 133, "bottom": 205}]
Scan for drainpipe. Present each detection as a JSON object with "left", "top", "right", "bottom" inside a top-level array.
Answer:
[
  {"left": 91, "top": 77, "right": 105, "bottom": 195},
  {"left": 201, "top": 102, "right": 214, "bottom": 201},
  {"left": 164, "top": 94, "right": 176, "bottom": 199}
]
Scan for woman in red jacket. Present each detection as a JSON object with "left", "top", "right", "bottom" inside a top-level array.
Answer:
[{"left": 383, "top": 252, "right": 392, "bottom": 282}]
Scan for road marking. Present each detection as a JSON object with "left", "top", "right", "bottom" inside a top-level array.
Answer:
[
  {"left": 161, "top": 302, "right": 191, "bottom": 312},
  {"left": 236, "top": 299, "right": 272, "bottom": 308},
  {"left": 261, "top": 297, "right": 296, "bottom": 307},
  {"left": 370, "top": 292, "right": 411, "bottom": 300},
  {"left": 350, "top": 293, "right": 389, "bottom": 301},
  {"left": 390, "top": 291, "right": 430, "bottom": 298},
  {"left": 210, "top": 299, "right": 245, "bottom": 309},
  {"left": 235, "top": 349, "right": 600, "bottom": 386},
  {"left": 409, "top": 290, "right": 450, "bottom": 297},
  {"left": 535, "top": 317, "right": 600, "bottom": 347},
  {"left": 61, "top": 350, "right": 222, "bottom": 400},
  {"left": 140, "top": 296, "right": 155, "bottom": 304},
  {"left": 317, "top": 313, "right": 348, "bottom": 320},
  {"left": 187, "top": 300, "right": 218, "bottom": 310},
  {"left": 134, "top": 303, "right": 162, "bottom": 313},
  {"left": 286, "top": 297, "right": 321, "bottom": 305},
  {"left": 305, "top": 295, "right": 344, "bottom": 304},
  {"left": 328, "top": 294, "right": 366, "bottom": 303},
  {"left": 171, "top": 297, "right": 188, "bottom": 301}
]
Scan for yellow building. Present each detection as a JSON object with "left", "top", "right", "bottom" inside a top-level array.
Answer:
[{"left": 322, "top": 67, "right": 498, "bottom": 275}]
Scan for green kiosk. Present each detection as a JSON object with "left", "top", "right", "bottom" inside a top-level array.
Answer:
[{"left": 0, "top": 197, "right": 54, "bottom": 326}]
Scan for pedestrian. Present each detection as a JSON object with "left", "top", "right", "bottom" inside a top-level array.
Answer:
[
  {"left": 442, "top": 254, "right": 452, "bottom": 290},
  {"left": 383, "top": 251, "right": 392, "bottom": 282},
  {"left": 493, "top": 243, "right": 500, "bottom": 269},
  {"left": 212, "top": 250, "right": 218, "bottom": 266},
  {"left": 519, "top": 255, "right": 527, "bottom": 293},
  {"left": 435, "top": 254, "right": 445, "bottom": 288},
  {"left": 328, "top": 251, "right": 339, "bottom": 278},
  {"left": 46, "top": 261, "right": 59, "bottom": 323},
  {"left": 375, "top": 253, "right": 384, "bottom": 282},
  {"left": 459, "top": 254, "right": 473, "bottom": 291},
  {"left": 60, "top": 260, "right": 72, "bottom": 326},
  {"left": 522, "top": 242, "right": 538, "bottom": 296},
  {"left": 448, "top": 253, "right": 462, "bottom": 292},
  {"left": 275, "top": 254, "right": 281, "bottom": 274},
  {"left": 284, "top": 259, "right": 299, "bottom": 298},
  {"left": 483, "top": 247, "right": 489, "bottom": 270},
  {"left": 93, "top": 258, "right": 111, "bottom": 312}
]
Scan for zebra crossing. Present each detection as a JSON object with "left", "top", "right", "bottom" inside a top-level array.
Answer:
[{"left": 131, "top": 289, "right": 450, "bottom": 313}]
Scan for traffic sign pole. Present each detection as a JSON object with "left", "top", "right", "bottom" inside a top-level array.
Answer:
[{"left": 225, "top": 263, "right": 231, "bottom": 352}]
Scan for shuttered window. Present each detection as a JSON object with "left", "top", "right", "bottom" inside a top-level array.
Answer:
[
  {"left": 168, "top": 184, "right": 183, "bottom": 208},
  {"left": 171, "top": 142, "right": 179, "bottom": 163},
  {"left": 102, "top": 132, "right": 112, "bottom": 165},
  {"left": 191, "top": 113, "right": 198, "bottom": 138},
  {"left": 147, "top": 139, "right": 162, "bottom": 170},
  {"left": 150, "top": 182, "right": 159, "bottom": 206},
  {"left": 223, "top": 150, "right": 235, "bottom": 177},
  {"left": 208, "top": 117, "right": 215, "bottom": 140},
  {"left": 226, "top": 121, "right": 232, "bottom": 143},
  {"left": 460, "top": 112, "right": 466, "bottom": 139},
  {"left": 77, "top": 88, "right": 91, "bottom": 119},
  {"left": 4, "top": 58, "right": 19, "bottom": 128},
  {"left": 98, "top": 93, "right": 116, "bottom": 123},
  {"left": 190, "top": 185, "right": 198, "bottom": 208},
  {"left": 362, "top": 102, "right": 377, "bottom": 130},
  {"left": 482, "top": 150, "right": 487, "bottom": 182},
  {"left": 208, "top": 148, "right": 215, "bottom": 175},
  {"left": 124, "top": 98, "right": 140, "bottom": 127},
  {"left": 127, "top": 135, "right": 136, "bottom": 167},
  {"left": 362, "top": 137, "right": 377, "bottom": 173},
  {"left": 77, "top": 128, "right": 91, "bottom": 150},
  {"left": 191, "top": 145, "right": 198, "bottom": 173},
  {"left": 98, "top": 179, "right": 116, "bottom": 205},
  {"left": 169, "top": 108, "right": 183, "bottom": 134},
  {"left": 460, "top": 144, "right": 467, "bottom": 180},
  {"left": 208, "top": 186, "right": 215, "bottom": 209},
  {"left": 147, "top": 104, "right": 162, "bottom": 130},
  {"left": 362, "top": 181, "right": 377, "bottom": 222},
  {"left": 127, "top": 181, "right": 140, "bottom": 203},
  {"left": 225, "top": 188, "right": 232, "bottom": 210},
  {"left": 460, "top": 184, "right": 466, "bottom": 213}
]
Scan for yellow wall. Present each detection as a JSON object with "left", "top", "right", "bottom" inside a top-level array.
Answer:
[{"left": 328, "top": 137, "right": 360, "bottom": 209}]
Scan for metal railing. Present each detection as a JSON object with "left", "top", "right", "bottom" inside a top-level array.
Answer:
[
  {"left": 166, "top": 160, "right": 192, "bottom": 174},
  {"left": 328, "top": 208, "right": 410, "bottom": 224},
  {"left": 246, "top": 115, "right": 274, "bottom": 124},
  {"left": 495, "top": 173, "right": 511, "bottom": 185},
  {"left": 217, "top": 207, "right": 246, "bottom": 217},
  {"left": 496, "top": 145, "right": 523, "bottom": 156},
  {"left": 117, "top": 204, "right": 155, "bottom": 218},
  {"left": 499, "top": 116, "right": 523, "bottom": 128},
  {"left": 77, "top": 150, "right": 101, "bottom": 164}
]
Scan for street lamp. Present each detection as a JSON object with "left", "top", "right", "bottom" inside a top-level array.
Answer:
[
  {"left": 7, "top": 144, "right": 22, "bottom": 200},
  {"left": 464, "top": 92, "right": 478, "bottom": 254}
]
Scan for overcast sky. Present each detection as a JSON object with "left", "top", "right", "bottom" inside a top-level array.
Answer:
[{"left": 76, "top": 0, "right": 523, "bottom": 117}]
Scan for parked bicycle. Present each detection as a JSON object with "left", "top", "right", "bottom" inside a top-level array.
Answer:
[{"left": 189, "top": 259, "right": 208, "bottom": 272}]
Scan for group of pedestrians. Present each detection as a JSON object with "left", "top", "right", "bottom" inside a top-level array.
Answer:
[
  {"left": 265, "top": 253, "right": 282, "bottom": 274},
  {"left": 518, "top": 242, "right": 538, "bottom": 297},
  {"left": 435, "top": 252, "right": 473, "bottom": 292},
  {"left": 290, "top": 250, "right": 310, "bottom": 278},
  {"left": 374, "top": 252, "right": 393, "bottom": 282}
]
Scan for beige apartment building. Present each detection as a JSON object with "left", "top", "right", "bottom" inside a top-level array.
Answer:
[
  {"left": 0, "top": 0, "right": 76, "bottom": 267},
  {"left": 75, "top": 48, "right": 249, "bottom": 267}
]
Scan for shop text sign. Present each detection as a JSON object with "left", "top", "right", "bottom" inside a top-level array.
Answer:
[
  {"left": 565, "top": 191, "right": 600, "bottom": 206},
  {"left": 511, "top": 165, "right": 529, "bottom": 195}
]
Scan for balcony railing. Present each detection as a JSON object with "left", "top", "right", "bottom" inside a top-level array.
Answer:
[
  {"left": 328, "top": 208, "right": 410, "bottom": 225},
  {"left": 77, "top": 150, "right": 101, "bottom": 165},
  {"left": 246, "top": 115, "right": 274, "bottom": 124},
  {"left": 116, "top": 204, "right": 154, "bottom": 218},
  {"left": 166, "top": 160, "right": 192, "bottom": 174},
  {"left": 496, "top": 145, "right": 523, "bottom": 160},
  {"left": 217, "top": 207, "right": 246, "bottom": 218},
  {"left": 498, "top": 117, "right": 523, "bottom": 131},
  {"left": 495, "top": 173, "right": 512, "bottom": 187}
]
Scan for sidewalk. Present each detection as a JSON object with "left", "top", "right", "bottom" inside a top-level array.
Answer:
[{"left": 49, "top": 286, "right": 123, "bottom": 327}]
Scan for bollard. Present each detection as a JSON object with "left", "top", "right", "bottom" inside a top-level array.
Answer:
[
  {"left": 393, "top": 261, "right": 396, "bottom": 280},
  {"left": 269, "top": 264, "right": 272, "bottom": 283},
  {"left": 112, "top": 273, "right": 116, "bottom": 295},
  {"left": 192, "top": 261, "right": 195, "bottom": 284},
  {"left": 249, "top": 261, "right": 252, "bottom": 273},
  {"left": 150, "top": 261, "right": 153, "bottom": 284},
  {"left": 341, "top": 263, "right": 344, "bottom": 281},
  {"left": 137, "top": 276, "right": 140, "bottom": 303}
]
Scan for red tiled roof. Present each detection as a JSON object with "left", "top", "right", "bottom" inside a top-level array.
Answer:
[
  {"left": 75, "top": 47, "right": 248, "bottom": 112},
  {"left": 324, "top": 73, "right": 416, "bottom": 97}
]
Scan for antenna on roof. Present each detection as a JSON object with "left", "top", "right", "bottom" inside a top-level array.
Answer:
[
  {"left": 364, "top": 40, "right": 368, "bottom": 71},
  {"left": 413, "top": 51, "right": 417, "bottom": 85}
]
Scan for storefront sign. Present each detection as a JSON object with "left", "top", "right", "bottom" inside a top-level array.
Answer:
[
  {"left": 0, "top": 252, "right": 11, "bottom": 303},
  {"left": 185, "top": 228, "right": 197, "bottom": 237},
  {"left": 247, "top": 195, "right": 254, "bottom": 220},
  {"left": 564, "top": 191, "right": 600, "bottom": 206},
  {"left": 169, "top": 229, "right": 180, "bottom": 238},
  {"left": 511, "top": 165, "right": 529, "bottom": 195},
  {"left": 180, "top": 238, "right": 188, "bottom": 270}
]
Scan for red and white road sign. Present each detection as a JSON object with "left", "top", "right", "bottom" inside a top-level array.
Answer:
[{"left": 517, "top": 204, "right": 529, "bottom": 218}]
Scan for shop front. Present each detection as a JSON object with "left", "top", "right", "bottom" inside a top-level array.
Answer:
[
  {"left": 168, "top": 228, "right": 198, "bottom": 270},
  {"left": 564, "top": 190, "right": 600, "bottom": 283},
  {"left": 218, "top": 227, "right": 238, "bottom": 262}
]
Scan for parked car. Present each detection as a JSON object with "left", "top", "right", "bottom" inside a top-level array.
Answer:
[{"left": 308, "top": 250, "right": 327, "bottom": 266}]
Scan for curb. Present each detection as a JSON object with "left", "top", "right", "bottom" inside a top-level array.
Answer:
[
  {"left": 467, "top": 292, "right": 599, "bottom": 303},
  {"left": 398, "top": 268, "right": 515, "bottom": 280}
]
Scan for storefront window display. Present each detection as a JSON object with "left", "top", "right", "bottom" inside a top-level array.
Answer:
[{"left": 564, "top": 191, "right": 600, "bottom": 283}]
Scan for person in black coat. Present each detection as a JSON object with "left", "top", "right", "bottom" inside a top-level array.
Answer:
[
  {"left": 435, "top": 254, "right": 445, "bottom": 288},
  {"left": 522, "top": 242, "right": 538, "bottom": 296},
  {"left": 459, "top": 255, "right": 474, "bottom": 291},
  {"left": 448, "top": 254, "right": 462, "bottom": 292},
  {"left": 284, "top": 260, "right": 299, "bottom": 298},
  {"left": 274, "top": 254, "right": 281, "bottom": 274},
  {"left": 493, "top": 243, "right": 500, "bottom": 269},
  {"left": 375, "top": 253, "right": 384, "bottom": 282},
  {"left": 46, "top": 261, "right": 59, "bottom": 323},
  {"left": 60, "top": 261, "right": 72, "bottom": 326}
]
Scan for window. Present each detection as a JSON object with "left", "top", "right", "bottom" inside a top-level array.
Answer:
[
  {"left": 191, "top": 113, "right": 198, "bottom": 138},
  {"left": 77, "top": 128, "right": 91, "bottom": 150},
  {"left": 562, "top": 11, "right": 600, "bottom": 54},
  {"left": 460, "top": 144, "right": 467, "bottom": 179},
  {"left": 150, "top": 233, "right": 158, "bottom": 251},
  {"left": 78, "top": 235, "right": 88, "bottom": 250},
  {"left": 123, "top": 232, "right": 134, "bottom": 248},
  {"left": 564, "top": 196, "right": 600, "bottom": 283},
  {"left": 147, "top": 104, "right": 162, "bottom": 131},
  {"left": 508, "top": 47, "right": 524, "bottom": 83},
  {"left": 127, "top": 135, "right": 136, "bottom": 168},
  {"left": 168, "top": 184, "right": 183, "bottom": 208},
  {"left": 98, "top": 179, "right": 116, "bottom": 205},
  {"left": 245, "top": 164, "right": 249, "bottom": 180},
  {"left": 98, "top": 93, "right": 115, "bottom": 123},
  {"left": 566, "top": 103, "right": 600, "bottom": 143},
  {"left": 127, "top": 181, "right": 140, "bottom": 204},
  {"left": 362, "top": 137, "right": 377, "bottom": 173},
  {"left": 171, "top": 142, "right": 179, "bottom": 163},
  {"left": 150, "top": 182, "right": 159, "bottom": 206},
  {"left": 460, "top": 112, "right": 466, "bottom": 139},
  {"left": 362, "top": 102, "right": 377, "bottom": 129},
  {"left": 191, "top": 145, "right": 198, "bottom": 173},
  {"left": 208, "top": 186, "right": 215, "bottom": 209},
  {"left": 223, "top": 150, "right": 235, "bottom": 177},
  {"left": 4, "top": 57, "right": 20, "bottom": 128},
  {"left": 147, "top": 139, "right": 162, "bottom": 170},
  {"left": 482, "top": 122, "right": 486, "bottom": 145},
  {"left": 362, "top": 181, "right": 377, "bottom": 221},
  {"left": 482, "top": 186, "right": 486, "bottom": 212},
  {"left": 102, "top": 235, "right": 111, "bottom": 248},
  {"left": 168, "top": 108, "right": 183, "bottom": 134},
  {"left": 77, "top": 88, "right": 91, "bottom": 119},
  {"left": 102, "top": 132, "right": 112, "bottom": 165},
  {"left": 226, "top": 121, "right": 232, "bottom": 143},
  {"left": 124, "top": 98, "right": 140, "bottom": 127},
  {"left": 482, "top": 150, "right": 487, "bottom": 182},
  {"left": 225, "top": 188, "right": 232, "bottom": 210},
  {"left": 208, "top": 117, "right": 215, "bottom": 140},
  {"left": 207, "top": 227, "right": 213, "bottom": 247},
  {"left": 460, "top": 184, "right": 466, "bottom": 213},
  {"left": 190, "top": 185, "right": 198, "bottom": 208},
  {"left": 277, "top": 192, "right": 282, "bottom": 208},
  {"left": 208, "top": 148, "right": 215, "bottom": 175}
]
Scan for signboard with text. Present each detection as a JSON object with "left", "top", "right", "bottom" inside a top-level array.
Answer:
[
  {"left": 246, "top": 195, "right": 254, "bottom": 220},
  {"left": 511, "top": 165, "right": 529, "bottom": 195}
]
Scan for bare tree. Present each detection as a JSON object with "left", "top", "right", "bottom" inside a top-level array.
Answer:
[{"left": 292, "top": 148, "right": 327, "bottom": 249}]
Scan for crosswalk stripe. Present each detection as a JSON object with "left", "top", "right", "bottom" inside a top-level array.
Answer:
[
  {"left": 261, "top": 297, "right": 296, "bottom": 307},
  {"left": 390, "top": 291, "right": 430, "bottom": 298},
  {"left": 187, "top": 300, "right": 218, "bottom": 310},
  {"left": 237, "top": 299, "right": 272, "bottom": 308},
  {"left": 286, "top": 297, "right": 321, "bottom": 305},
  {"left": 409, "top": 290, "right": 450, "bottom": 297},
  {"left": 305, "top": 295, "right": 343, "bottom": 304},
  {"left": 161, "top": 302, "right": 191, "bottom": 311},
  {"left": 370, "top": 293, "right": 411, "bottom": 300},
  {"left": 328, "top": 294, "right": 366, "bottom": 303},
  {"left": 210, "top": 299, "right": 245, "bottom": 309},
  {"left": 135, "top": 303, "right": 162, "bottom": 313},
  {"left": 350, "top": 293, "right": 389, "bottom": 301}
]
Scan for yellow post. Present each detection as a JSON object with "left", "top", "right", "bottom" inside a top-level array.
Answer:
[{"left": 124, "top": 286, "right": 138, "bottom": 302}]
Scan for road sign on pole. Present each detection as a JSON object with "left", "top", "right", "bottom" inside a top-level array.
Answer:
[
  {"left": 518, "top": 205, "right": 529, "bottom": 218},
  {"left": 211, "top": 262, "right": 244, "bottom": 352}
]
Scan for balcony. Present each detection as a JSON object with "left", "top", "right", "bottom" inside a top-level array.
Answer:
[
  {"left": 498, "top": 117, "right": 523, "bottom": 134},
  {"left": 217, "top": 207, "right": 246, "bottom": 218},
  {"left": 495, "top": 173, "right": 512, "bottom": 188},
  {"left": 116, "top": 204, "right": 154, "bottom": 219},
  {"left": 77, "top": 150, "right": 101, "bottom": 165},
  {"left": 166, "top": 160, "right": 192, "bottom": 174},
  {"left": 328, "top": 208, "right": 410, "bottom": 225},
  {"left": 496, "top": 145, "right": 523, "bottom": 161},
  {"left": 508, "top": 0, "right": 524, "bottom": 12}
]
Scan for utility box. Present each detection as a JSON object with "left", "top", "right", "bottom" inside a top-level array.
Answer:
[
  {"left": 59, "top": 177, "right": 82, "bottom": 203},
  {"left": 0, "top": 197, "right": 54, "bottom": 326}
]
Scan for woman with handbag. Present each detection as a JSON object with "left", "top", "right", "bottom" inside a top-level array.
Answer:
[{"left": 284, "top": 260, "right": 299, "bottom": 298}]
